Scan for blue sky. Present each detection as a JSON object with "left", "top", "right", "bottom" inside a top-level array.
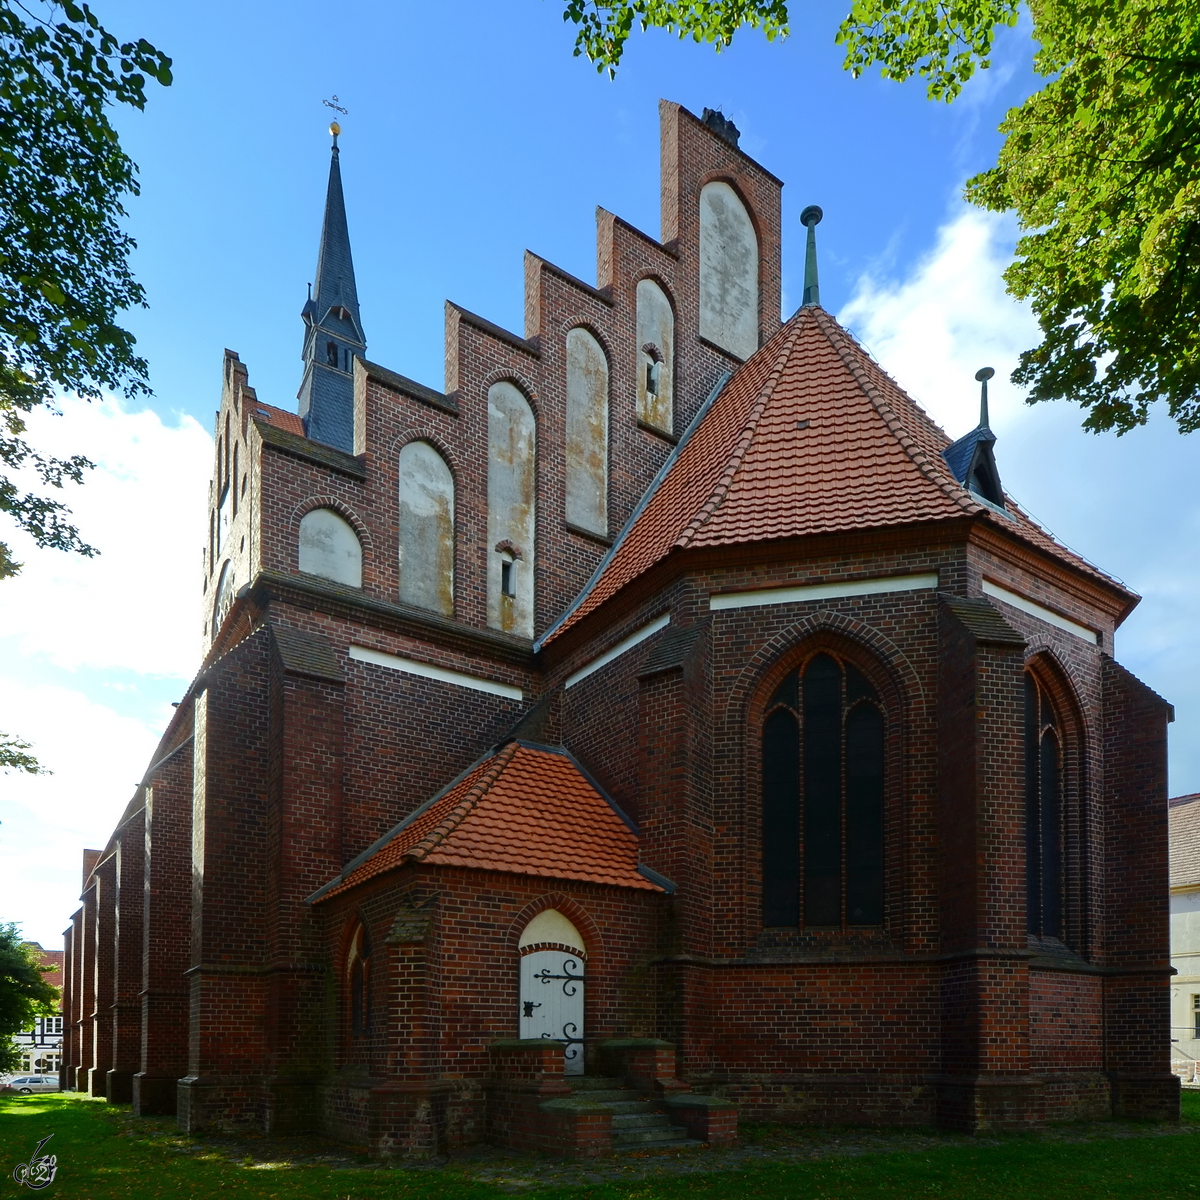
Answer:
[{"left": 1, "top": 0, "right": 1197, "bottom": 946}]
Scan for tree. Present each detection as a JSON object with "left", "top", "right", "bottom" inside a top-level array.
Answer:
[
  {"left": 0, "top": 925, "right": 59, "bottom": 1075},
  {"left": 0, "top": 1, "right": 170, "bottom": 773},
  {"left": 562, "top": 0, "right": 1200, "bottom": 435}
]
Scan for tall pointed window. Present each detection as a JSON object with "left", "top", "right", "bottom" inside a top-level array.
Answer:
[
  {"left": 1026, "top": 673, "right": 1063, "bottom": 939},
  {"left": 346, "top": 921, "right": 371, "bottom": 1037},
  {"left": 762, "top": 653, "right": 885, "bottom": 929}
]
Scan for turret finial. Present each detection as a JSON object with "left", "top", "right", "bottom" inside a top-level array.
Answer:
[
  {"left": 329, "top": 121, "right": 340, "bottom": 151},
  {"left": 975, "top": 366, "right": 995, "bottom": 429},
  {"left": 801, "top": 205, "right": 823, "bottom": 308}
]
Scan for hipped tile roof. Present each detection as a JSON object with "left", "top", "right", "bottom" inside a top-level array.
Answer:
[
  {"left": 1170, "top": 793, "right": 1200, "bottom": 889},
  {"left": 543, "top": 306, "right": 1127, "bottom": 646},
  {"left": 311, "top": 741, "right": 661, "bottom": 902}
]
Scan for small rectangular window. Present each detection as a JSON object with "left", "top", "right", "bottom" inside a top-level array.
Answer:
[
  {"left": 1192, "top": 994, "right": 1200, "bottom": 1038},
  {"left": 501, "top": 559, "right": 515, "bottom": 598}
]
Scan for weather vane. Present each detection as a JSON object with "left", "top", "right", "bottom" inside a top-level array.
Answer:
[{"left": 322, "top": 95, "right": 349, "bottom": 116}]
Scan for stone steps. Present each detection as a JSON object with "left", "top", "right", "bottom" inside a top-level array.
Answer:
[{"left": 566, "top": 1076, "right": 697, "bottom": 1151}]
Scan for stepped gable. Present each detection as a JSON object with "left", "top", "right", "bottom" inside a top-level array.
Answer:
[
  {"left": 543, "top": 305, "right": 1127, "bottom": 646},
  {"left": 311, "top": 741, "right": 661, "bottom": 902}
]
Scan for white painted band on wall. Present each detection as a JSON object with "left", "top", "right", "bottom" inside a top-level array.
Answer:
[
  {"left": 563, "top": 613, "right": 670, "bottom": 690},
  {"left": 349, "top": 645, "right": 523, "bottom": 700},
  {"left": 981, "top": 581, "right": 1098, "bottom": 645},
  {"left": 709, "top": 573, "right": 939, "bottom": 612}
]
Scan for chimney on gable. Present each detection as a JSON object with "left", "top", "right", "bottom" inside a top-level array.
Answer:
[
  {"left": 701, "top": 107, "right": 741, "bottom": 147},
  {"left": 297, "top": 122, "right": 366, "bottom": 454}
]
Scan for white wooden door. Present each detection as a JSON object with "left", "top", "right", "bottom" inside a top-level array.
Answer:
[{"left": 519, "top": 950, "right": 585, "bottom": 1074}]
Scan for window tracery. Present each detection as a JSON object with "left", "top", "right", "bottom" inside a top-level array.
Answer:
[{"left": 761, "top": 652, "right": 885, "bottom": 929}]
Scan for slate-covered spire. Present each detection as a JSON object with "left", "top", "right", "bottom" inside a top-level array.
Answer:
[
  {"left": 943, "top": 367, "right": 1006, "bottom": 508},
  {"left": 297, "top": 122, "right": 366, "bottom": 454}
]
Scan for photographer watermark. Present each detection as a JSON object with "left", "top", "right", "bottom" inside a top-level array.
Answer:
[{"left": 12, "top": 1135, "right": 57, "bottom": 1190}]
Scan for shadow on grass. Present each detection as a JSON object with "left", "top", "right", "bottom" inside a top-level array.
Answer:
[{"left": 2, "top": 1092, "right": 1199, "bottom": 1199}]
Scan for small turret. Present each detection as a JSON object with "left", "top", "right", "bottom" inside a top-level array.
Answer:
[
  {"left": 943, "top": 367, "right": 1006, "bottom": 509},
  {"left": 297, "top": 122, "right": 366, "bottom": 453}
]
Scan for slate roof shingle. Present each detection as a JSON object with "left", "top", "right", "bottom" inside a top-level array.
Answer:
[
  {"left": 311, "top": 741, "right": 661, "bottom": 902},
  {"left": 1170, "top": 793, "right": 1200, "bottom": 889},
  {"left": 542, "top": 306, "right": 1131, "bottom": 646}
]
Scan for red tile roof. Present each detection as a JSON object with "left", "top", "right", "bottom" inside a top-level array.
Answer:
[
  {"left": 252, "top": 402, "right": 306, "bottom": 437},
  {"left": 312, "top": 742, "right": 662, "bottom": 901},
  {"left": 543, "top": 306, "right": 1129, "bottom": 645}
]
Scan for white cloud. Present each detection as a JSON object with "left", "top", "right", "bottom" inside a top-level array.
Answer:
[
  {"left": 839, "top": 207, "right": 1037, "bottom": 439},
  {"left": 840, "top": 204, "right": 1200, "bottom": 797},
  {"left": 0, "top": 681, "right": 163, "bottom": 945},
  {"left": 0, "top": 395, "right": 213, "bottom": 676},
  {"left": 0, "top": 396, "right": 212, "bottom": 946}
]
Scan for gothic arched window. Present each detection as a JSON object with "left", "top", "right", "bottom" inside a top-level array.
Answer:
[
  {"left": 761, "top": 652, "right": 885, "bottom": 929},
  {"left": 346, "top": 921, "right": 371, "bottom": 1037},
  {"left": 1026, "top": 673, "right": 1064, "bottom": 939}
]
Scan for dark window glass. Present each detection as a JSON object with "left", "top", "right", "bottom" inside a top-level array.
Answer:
[
  {"left": 327, "top": 340, "right": 339, "bottom": 366},
  {"left": 1025, "top": 674, "right": 1041, "bottom": 933},
  {"left": 761, "top": 653, "right": 885, "bottom": 929},
  {"left": 1040, "top": 731, "right": 1062, "bottom": 938},
  {"left": 762, "top": 708, "right": 800, "bottom": 926},
  {"left": 846, "top": 704, "right": 885, "bottom": 925},
  {"left": 803, "top": 654, "right": 842, "bottom": 926},
  {"left": 1025, "top": 673, "right": 1064, "bottom": 939}
]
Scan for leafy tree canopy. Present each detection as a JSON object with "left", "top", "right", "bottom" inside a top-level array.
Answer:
[
  {"left": 563, "top": 0, "right": 1200, "bottom": 434},
  {"left": 0, "top": 0, "right": 171, "bottom": 585},
  {"left": 0, "top": 924, "right": 59, "bottom": 1075},
  {"left": 0, "top": 1, "right": 169, "bottom": 775}
]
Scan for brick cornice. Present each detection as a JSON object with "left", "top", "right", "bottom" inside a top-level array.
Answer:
[
  {"left": 251, "top": 569, "right": 535, "bottom": 669},
  {"left": 538, "top": 519, "right": 971, "bottom": 667},
  {"left": 968, "top": 520, "right": 1136, "bottom": 624},
  {"left": 253, "top": 418, "right": 367, "bottom": 481}
]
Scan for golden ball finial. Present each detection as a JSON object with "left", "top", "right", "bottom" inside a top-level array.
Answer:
[{"left": 329, "top": 121, "right": 341, "bottom": 138}]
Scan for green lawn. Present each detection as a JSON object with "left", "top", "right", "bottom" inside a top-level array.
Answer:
[{"left": 3, "top": 1091, "right": 1200, "bottom": 1199}]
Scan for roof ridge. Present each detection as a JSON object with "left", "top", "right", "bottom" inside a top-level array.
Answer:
[
  {"left": 676, "top": 313, "right": 808, "bottom": 548},
  {"left": 406, "top": 740, "right": 521, "bottom": 861},
  {"left": 814, "top": 309, "right": 983, "bottom": 518}
]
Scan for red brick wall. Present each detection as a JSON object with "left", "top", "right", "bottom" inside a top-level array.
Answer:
[
  {"left": 110, "top": 808, "right": 146, "bottom": 1102},
  {"left": 135, "top": 738, "right": 194, "bottom": 1116}
]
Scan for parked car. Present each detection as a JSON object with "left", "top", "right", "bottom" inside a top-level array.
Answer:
[{"left": 0, "top": 1075, "right": 58, "bottom": 1094}]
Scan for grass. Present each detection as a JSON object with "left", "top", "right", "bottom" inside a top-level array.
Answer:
[{"left": 3, "top": 1091, "right": 1200, "bottom": 1199}]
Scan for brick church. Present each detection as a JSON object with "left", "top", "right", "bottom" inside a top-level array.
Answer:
[{"left": 60, "top": 100, "right": 1177, "bottom": 1157}]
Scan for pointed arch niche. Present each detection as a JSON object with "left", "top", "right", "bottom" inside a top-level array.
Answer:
[
  {"left": 398, "top": 440, "right": 455, "bottom": 616},
  {"left": 699, "top": 181, "right": 759, "bottom": 361},
  {"left": 298, "top": 507, "right": 363, "bottom": 587},
  {"left": 345, "top": 919, "right": 372, "bottom": 1039},
  {"left": 636, "top": 278, "right": 674, "bottom": 434},
  {"left": 487, "top": 381, "right": 536, "bottom": 637},
  {"left": 565, "top": 327, "right": 609, "bottom": 537}
]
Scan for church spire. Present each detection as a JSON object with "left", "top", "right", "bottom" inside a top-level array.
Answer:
[{"left": 297, "top": 122, "right": 366, "bottom": 454}]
